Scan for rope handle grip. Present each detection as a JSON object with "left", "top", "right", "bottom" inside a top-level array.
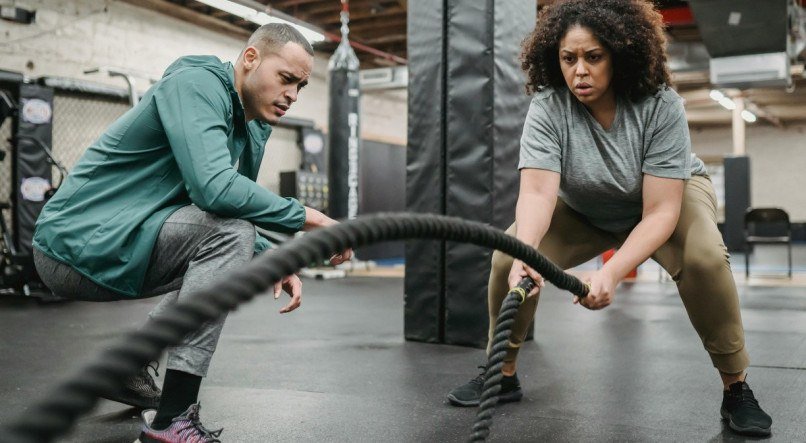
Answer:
[{"left": 511, "top": 277, "right": 589, "bottom": 302}]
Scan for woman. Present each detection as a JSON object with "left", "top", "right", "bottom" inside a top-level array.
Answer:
[{"left": 446, "top": 0, "right": 771, "bottom": 436}]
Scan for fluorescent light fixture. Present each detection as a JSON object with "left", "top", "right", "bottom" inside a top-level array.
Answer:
[
  {"left": 741, "top": 110, "right": 757, "bottom": 123},
  {"left": 710, "top": 89, "right": 737, "bottom": 110},
  {"left": 195, "top": 0, "right": 325, "bottom": 43},
  {"left": 718, "top": 96, "right": 736, "bottom": 110}
]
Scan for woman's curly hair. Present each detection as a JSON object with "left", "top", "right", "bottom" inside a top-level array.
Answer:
[{"left": 521, "top": 0, "right": 672, "bottom": 101}]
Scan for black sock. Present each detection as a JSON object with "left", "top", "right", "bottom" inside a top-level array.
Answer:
[{"left": 150, "top": 369, "right": 202, "bottom": 430}]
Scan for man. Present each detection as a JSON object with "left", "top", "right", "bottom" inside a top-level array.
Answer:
[{"left": 32, "top": 23, "right": 350, "bottom": 442}]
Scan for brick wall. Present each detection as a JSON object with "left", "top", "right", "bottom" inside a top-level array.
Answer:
[{"left": 0, "top": 0, "right": 407, "bottom": 192}]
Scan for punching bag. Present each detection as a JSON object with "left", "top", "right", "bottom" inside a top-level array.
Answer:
[{"left": 327, "top": 0, "right": 361, "bottom": 220}]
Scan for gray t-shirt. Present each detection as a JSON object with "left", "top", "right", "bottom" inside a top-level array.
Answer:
[{"left": 518, "top": 86, "right": 706, "bottom": 232}]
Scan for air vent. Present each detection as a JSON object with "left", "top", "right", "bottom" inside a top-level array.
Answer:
[
  {"left": 359, "top": 67, "right": 408, "bottom": 90},
  {"left": 709, "top": 52, "right": 791, "bottom": 88}
]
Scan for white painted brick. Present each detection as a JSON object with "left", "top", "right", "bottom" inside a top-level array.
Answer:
[{"left": 0, "top": 0, "right": 408, "bottom": 190}]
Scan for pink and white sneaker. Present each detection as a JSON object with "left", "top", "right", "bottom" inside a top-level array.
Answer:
[{"left": 135, "top": 403, "right": 222, "bottom": 443}]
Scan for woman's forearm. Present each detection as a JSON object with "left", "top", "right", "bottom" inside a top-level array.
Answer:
[
  {"left": 514, "top": 191, "right": 555, "bottom": 250},
  {"left": 602, "top": 211, "right": 678, "bottom": 280}
]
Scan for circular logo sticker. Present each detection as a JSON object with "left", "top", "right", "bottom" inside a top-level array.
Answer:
[
  {"left": 303, "top": 132, "right": 324, "bottom": 154},
  {"left": 21, "top": 99, "right": 52, "bottom": 125},
  {"left": 20, "top": 177, "right": 51, "bottom": 202}
]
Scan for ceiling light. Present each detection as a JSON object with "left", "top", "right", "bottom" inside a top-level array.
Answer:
[
  {"left": 710, "top": 89, "right": 737, "bottom": 110},
  {"left": 195, "top": 0, "right": 325, "bottom": 43},
  {"left": 718, "top": 96, "right": 736, "bottom": 110}
]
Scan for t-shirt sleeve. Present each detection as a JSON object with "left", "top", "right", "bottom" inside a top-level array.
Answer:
[
  {"left": 642, "top": 96, "right": 691, "bottom": 179},
  {"left": 518, "top": 97, "right": 562, "bottom": 173}
]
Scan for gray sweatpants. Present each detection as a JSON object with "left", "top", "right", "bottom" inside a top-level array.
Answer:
[{"left": 33, "top": 205, "right": 256, "bottom": 377}]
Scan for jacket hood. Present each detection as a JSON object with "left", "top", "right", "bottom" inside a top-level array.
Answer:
[{"left": 163, "top": 55, "right": 235, "bottom": 94}]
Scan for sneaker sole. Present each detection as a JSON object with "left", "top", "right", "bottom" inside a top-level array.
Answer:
[
  {"left": 720, "top": 407, "right": 772, "bottom": 436},
  {"left": 101, "top": 389, "right": 160, "bottom": 410},
  {"left": 447, "top": 389, "right": 523, "bottom": 407}
]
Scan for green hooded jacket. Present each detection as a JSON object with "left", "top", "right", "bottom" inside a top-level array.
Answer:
[{"left": 33, "top": 56, "right": 305, "bottom": 297}]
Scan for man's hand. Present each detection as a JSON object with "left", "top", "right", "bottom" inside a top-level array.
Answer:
[
  {"left": 573, "top": 269, "right": 617, "bottom": 310},
  {"left": 508, "top": 259, "right": 545, "bottom": 298},
  {"left": 329, "top": 248, "right": 354, "bottom": 266},
  {"left": 302, "top": 207, "right": 354, "bottom": 266},
  {"left": 274, "top": 274, "right": 302, "bottom": 313}
]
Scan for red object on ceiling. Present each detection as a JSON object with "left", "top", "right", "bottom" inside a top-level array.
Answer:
[{"left": 660, "top": 6, "right": 695, "bottom": 26}]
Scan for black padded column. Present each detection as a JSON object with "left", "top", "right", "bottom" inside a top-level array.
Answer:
[
  {"left": 404, "top": 0, "right": 447, "bottom": 343},
  {"left": 12, "top": 83, "right": 54, "bottom": 257},
  {"left": 406, "top": 0, "right": 535, "bottom": 346},
  {"left": 723, "top": 155, "right": 751, "bottom": 252}
]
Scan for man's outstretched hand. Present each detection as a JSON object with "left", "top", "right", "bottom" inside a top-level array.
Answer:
[
  {"left": 275, "top": 274, "right": 302, "bottom": 313},
  {"left": 329, "top": 248, "right": 354, "bottom": 266}
]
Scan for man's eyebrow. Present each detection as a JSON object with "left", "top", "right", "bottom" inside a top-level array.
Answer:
[
  {"left": 280, "top": 70, "right": 300, "bottom": 80},
  {"left": 281, "top": 70, "right": 308, "bottom": 88}
]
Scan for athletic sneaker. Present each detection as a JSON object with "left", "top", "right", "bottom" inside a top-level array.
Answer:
[
  {"left": 136, "top": 403, "right": 222, "bottom": 443},
  {"left": 721, "top": 380, "right": 772, "bottom": 436},
  {"left": 102, "top": 362, "right": 162, "bottom": 409},
  {"left": 447, "top": 365, "right": 523, "bottom": 407}
]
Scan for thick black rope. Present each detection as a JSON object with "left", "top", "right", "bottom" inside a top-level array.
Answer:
[
  {"left": 0, "top": 213, "right": 588, "bottom": 443},
  {"left": 470, "top": 278, "right": 552, "bottom": 442}
]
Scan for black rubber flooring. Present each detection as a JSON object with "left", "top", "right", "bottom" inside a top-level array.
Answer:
[{"left": 1, "top": 276, "right": 805, "bottom": 442}]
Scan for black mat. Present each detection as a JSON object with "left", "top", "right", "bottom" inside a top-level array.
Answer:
[{"left": 0, "top": 277, "right": 804, "bottom": 442}]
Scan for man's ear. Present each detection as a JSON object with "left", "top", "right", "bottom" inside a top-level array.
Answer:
[{"left": 242, "top": 46, "right": 260, "bottom": 68}]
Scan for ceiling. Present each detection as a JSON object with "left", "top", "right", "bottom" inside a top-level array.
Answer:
[{"left": 136, "top": 0, "right": 806, "bottom": 127}]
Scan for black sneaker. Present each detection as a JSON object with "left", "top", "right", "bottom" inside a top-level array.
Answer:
[
  {"left": 721, "top": 380, "right": 772, "bottom": 436},
  {"left": 446, "top": 365, "right": 523, "bottom": 407},
  {"left": 102, "top": 362, "right": 162, "bottom": 409}
]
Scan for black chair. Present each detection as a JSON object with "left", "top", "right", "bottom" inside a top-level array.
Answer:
[{"left": 744, "top": 207, "right": 792, "bottom": 278}]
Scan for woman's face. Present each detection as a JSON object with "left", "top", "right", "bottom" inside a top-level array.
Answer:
[{"left": 559, "top": 25, "right": 615, "bottom": 110}]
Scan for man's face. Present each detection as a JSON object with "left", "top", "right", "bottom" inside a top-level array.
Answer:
[
  {"left": 241, "top": 42, "right": 313, "bottom": 124},
  {"left": 559, "top": 25, "right": 614, "bottom": 109}
]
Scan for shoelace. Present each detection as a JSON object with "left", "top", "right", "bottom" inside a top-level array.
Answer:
[
  {"left": 175, "top": 408, "right": 223, "bottom": 443},
  {"left": 143, "top": 361, "right": 161, "bottom": 393},
  {"left": 736, "top": 389, "right": 762, "bottom": 410},
  {"left": 470, "top": 365, "right": 487, "bottom": 386}
]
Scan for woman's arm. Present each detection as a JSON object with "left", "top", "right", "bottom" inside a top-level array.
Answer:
[
  {"left": 579, "top": 174, "right": 683, "bottom": 310},
  {"left": 515, "top": 169, "right": 560, "bottom": 247},
  {"left": 509, "top": 168, "right": 560, "bottom": 295},
  {"left": 602, "top": 174, "right": 684, "bottom": 280}
]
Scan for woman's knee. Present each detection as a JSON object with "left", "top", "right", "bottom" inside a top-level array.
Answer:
[
  {"left": 683, "top": 243, "right": 730, "bottom": 278},
  {"left": 491, "top": 250, "right": 514, "bottom": 277}
]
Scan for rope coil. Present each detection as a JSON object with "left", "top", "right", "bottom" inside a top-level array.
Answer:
[{"left": 0, "top": 213, "right": 587, "bottom": 443}]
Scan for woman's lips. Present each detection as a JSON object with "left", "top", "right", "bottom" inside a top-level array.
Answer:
[{"left": 575, "top": 84, "right": 593, "bottom": 96}]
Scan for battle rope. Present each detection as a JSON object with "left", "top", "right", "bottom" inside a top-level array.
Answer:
[
  {"left": 470, "top": 278, "right": 543, "bottom": 442},
  {"left": 0, "top": 213, "right": 588, "bottom": 443}
]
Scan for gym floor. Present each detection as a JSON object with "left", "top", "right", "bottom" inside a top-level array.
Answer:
[{"left": 1, "top": 247, "right": 805, "bottom": 442}]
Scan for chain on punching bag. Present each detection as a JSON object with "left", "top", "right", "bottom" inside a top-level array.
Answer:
[{"left": 327, "top": 0, "right": 361, "bottom": 220}]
